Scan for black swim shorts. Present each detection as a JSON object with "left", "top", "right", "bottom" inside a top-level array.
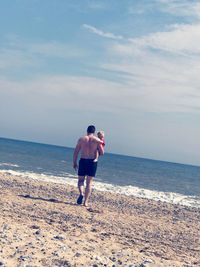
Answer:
[{"left": 78, "top": 158, "right": 98, "bottom": 177}]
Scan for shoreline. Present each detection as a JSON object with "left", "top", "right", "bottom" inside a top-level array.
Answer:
[
  {"left": 1, "top": 169, "right": 199, "bottom": 209},
  {"left": 0, "top": 173, "right": 200, "bottom": 266}
]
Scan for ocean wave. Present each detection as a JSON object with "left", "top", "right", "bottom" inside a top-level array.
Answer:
[
  {"left": 0, "top": 162, "right": 19, "bottom": 168},
  {"left": 0, "top": 169, "right": 200, "bottom": 208}
]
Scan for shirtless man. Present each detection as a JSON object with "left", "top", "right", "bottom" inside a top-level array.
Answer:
[{"left": 73, "top": 125, "right": 104, "bottom": 207}]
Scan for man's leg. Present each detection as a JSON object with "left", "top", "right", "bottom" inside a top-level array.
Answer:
[
  {"left": 78, "top": 176, "right": 85, "bottom": 195},
  {"left": 77, "top": 176, "right": 85, "bottom": 204},
  {"left": 84, "top": 176, "right": 93, "bottom": 207}
]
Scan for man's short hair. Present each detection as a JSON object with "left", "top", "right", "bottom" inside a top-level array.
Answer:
[{"left": 87, "top": 125, "right": 95, "bottom": 134}]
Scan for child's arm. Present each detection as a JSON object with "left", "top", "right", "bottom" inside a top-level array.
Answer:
[
  {"left": 98, "top": 143, "right": 104, "bottom": 156},
  {"left": 94, "top": 149, "right": 99, "bottom": 162},
  {"left": 97, "top": 138, "right": 104, "bottom": 145},
  {"left": 93, "top": 136, "right": 104, "bottom": 161}
]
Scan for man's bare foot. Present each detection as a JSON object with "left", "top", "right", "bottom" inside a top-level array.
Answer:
[{"left": 84, "top": 202, "right": 88, "bottom": 207}]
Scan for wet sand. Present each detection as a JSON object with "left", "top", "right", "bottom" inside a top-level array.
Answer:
[{"left": 0, "top": 173, "right": 199, "bottom": 267}]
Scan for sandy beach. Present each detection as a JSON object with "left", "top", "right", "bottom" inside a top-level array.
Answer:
[{"left": 0, "top": 172, "right": 199, "bottom": 267}]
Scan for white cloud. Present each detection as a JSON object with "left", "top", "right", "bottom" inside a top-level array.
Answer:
[
  {"left": 99, "top": 22, "right": 200, "bottom": 113},
  {"left": 1, "top": 59, "right": 200, "bottom": 116},
  {"left": 157, "top": 0, "right": 200, "bottom": 18},
  {"left": 83, "top": 24, "right": 123, "bottom": 40},
  {"left": 0, "top": 75, "right": 125, "bottom": 113},
  {"left": 87, "top": 1, "right": 107, "bottom": 10},
  {"left": 1, "top": 36, "right": 84, "bottom": 66},
  {"left": 28, "top": 41, "right": 83, "bottom": 58},
  {"left": 2, "top": 19, "right": 200, "bottom": 117},
  {"left": 127, "top": 23, "right": 200, "bottom": 54},
  {"left": 0, "top": 48, "right": 38, "bottom": 69},
  {"left": 0, "top": 37, "right": 85, "bottom": 71},
  {"left": 128, "top": 2, "right": 154, "bottom": 15},
  {"left": 2, "top": 22, "right": 200, "bottom": 115}
]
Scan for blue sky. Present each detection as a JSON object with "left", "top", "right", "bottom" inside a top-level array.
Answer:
[{"left": 1, "top": 0, "right": 200, "bottom": 165}]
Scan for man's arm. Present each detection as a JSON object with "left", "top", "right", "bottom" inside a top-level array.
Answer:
[
  {"left": 73, "top": 140, "right": 81, "bottom": 170},
  {"left": 95, "top": 136, "right": 103, "bottom": 145},
  {"left": 97, "top": 143, "right": 104, "bottom": 156}
]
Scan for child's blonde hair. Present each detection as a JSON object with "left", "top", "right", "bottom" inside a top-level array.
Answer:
[{"left": 97, "top": 131, "right": 104, "bottom": 138}]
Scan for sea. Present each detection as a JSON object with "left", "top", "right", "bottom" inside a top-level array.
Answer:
[{"left": 0, "top": 137, "right": 200, "bottom": 208}]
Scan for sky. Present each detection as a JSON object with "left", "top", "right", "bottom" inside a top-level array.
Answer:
[{"left": 1, "top": 0, "right": 200, "bottom": 166}]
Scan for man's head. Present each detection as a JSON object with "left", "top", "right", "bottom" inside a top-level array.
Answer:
[{"left": 87, "top": 125, "right": 95, "bottom": 134}]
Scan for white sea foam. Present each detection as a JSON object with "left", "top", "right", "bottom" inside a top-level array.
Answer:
[
  {"left": 0, "top": 163, "right": 19, "bottom": 168},
  {"left": 0, "top": 169, "right": 78, "bottom": 187},
  {"left": 1, "top": 169, "right": 200, "bottom": 208}
]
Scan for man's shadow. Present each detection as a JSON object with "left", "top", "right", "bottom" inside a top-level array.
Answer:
[
  {"left": 18, "top": 194, "right": 103, "bottom": 213},
  {"left": 18, "top": 194, "right": 77, "bottom": 206}
]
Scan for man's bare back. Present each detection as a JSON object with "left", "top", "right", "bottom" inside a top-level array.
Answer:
[
  {"left": 73, "top": 134, "right": 103, "bottom": 170},
  {"left": 79, "top": 135, "right": 102, "bottom": 159}
]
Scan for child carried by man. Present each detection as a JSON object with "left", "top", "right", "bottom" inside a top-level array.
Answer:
[{"left": 94, "top": 131, "right": 105, "bottom": 161}]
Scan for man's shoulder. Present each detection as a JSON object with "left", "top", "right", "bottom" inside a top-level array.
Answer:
[
  {"left": 78, "top": 135, "right": 100, "bottom": 143},
  {"left": 93, "top": 136, "right": 102, "bottom": 143},
  {"left": 78, "top": 136, "right": 88, "bottom": 142}
]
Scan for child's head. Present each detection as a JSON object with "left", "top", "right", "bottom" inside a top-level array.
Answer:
[{"left": 97, "top": 131, "right": 104, "bottom": 139}]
